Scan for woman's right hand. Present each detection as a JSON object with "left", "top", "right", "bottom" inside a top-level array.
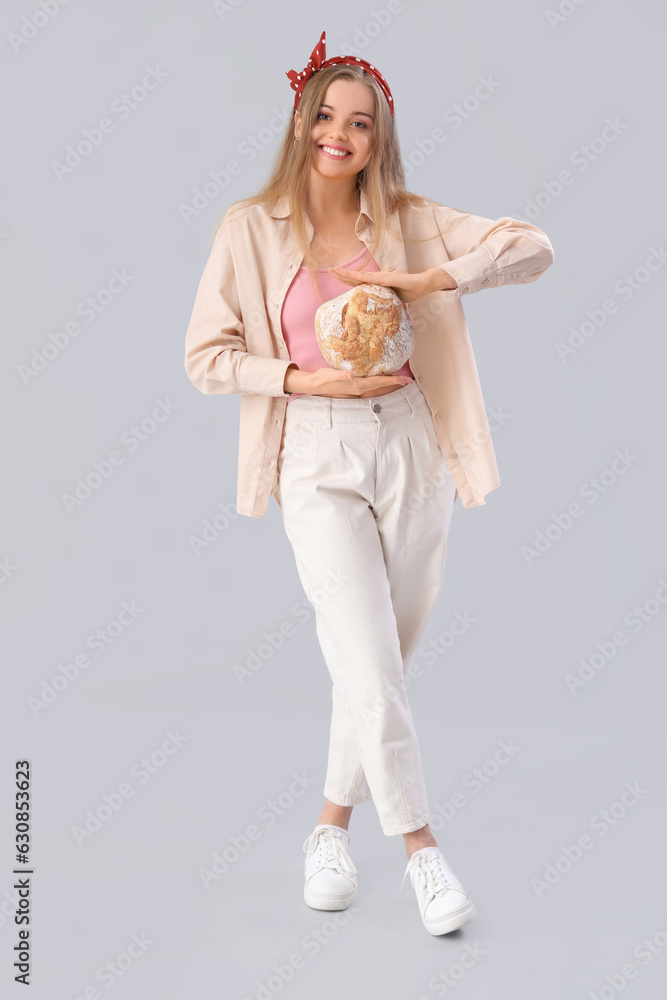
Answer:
[{"left": 284, "top": 365, "right": 413, "bottom": 398}]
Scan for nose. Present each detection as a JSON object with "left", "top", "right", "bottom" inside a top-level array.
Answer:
[{"left": 326, "top": 120, "right": 348, "bottom": 139}]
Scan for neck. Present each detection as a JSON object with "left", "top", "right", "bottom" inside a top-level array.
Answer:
[{"left": 307, "top": 173, "right": 360, "bottom": 224}]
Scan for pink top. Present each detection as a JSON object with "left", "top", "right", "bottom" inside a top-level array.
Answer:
[{"left": 280, "top": 245, "right": 413, "bottom": 400}]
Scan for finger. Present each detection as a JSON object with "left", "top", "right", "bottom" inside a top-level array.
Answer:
[
  {"left": 326, "top": 270, "right": 370, "bottom": 287},
  {"left": 327, "top": 267, "right": 392, "bottom": 283},
  {"left": 327, "top": 266, "right": 368, "bottom": 275}
]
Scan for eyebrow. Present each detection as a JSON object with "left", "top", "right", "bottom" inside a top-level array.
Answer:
[{"left": 319, "top": 103, "right": 374, "bottom": 122}]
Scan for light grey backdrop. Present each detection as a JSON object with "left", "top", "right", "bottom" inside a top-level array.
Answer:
[{"left": 2, "top": 1, "right": 666, "bottom": 997}]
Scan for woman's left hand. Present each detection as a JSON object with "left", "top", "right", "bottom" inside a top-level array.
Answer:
[{"left": 327, "top": 265, "right": 458, "bottom": 303}]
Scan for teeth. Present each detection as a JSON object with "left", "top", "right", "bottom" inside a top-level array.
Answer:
[{"left": 320, "top": 145, "right": 349, "bottom": 157}]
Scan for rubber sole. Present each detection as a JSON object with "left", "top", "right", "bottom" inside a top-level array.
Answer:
[
  {"left": 304, "top": 883, "right": 357, "bottom": 911},
  {"left": 422, "top": 898, "right": 477, "bottom": 935}
]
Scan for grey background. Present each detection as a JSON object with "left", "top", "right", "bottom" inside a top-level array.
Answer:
[{"left": 2, "top": 1, "right": 666, "bottom": 997}]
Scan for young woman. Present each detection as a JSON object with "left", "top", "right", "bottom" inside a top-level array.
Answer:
[{"left": 184, "top": 30, "right": 554, "bottom": 936}]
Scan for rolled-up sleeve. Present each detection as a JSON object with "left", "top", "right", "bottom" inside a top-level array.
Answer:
[
  {"left": 184, "top": 220, "right": 293, "bottom": 397},
  {"left": 432, "top": 203, "right": 555, "bottom": 296}
]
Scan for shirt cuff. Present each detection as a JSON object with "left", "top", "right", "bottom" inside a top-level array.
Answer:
[
  {"left": 437, "top": 246, "right": 496, "bottom": 294},
  {"left": 238, "top": 354, "right": 296, "bottom": 397}
]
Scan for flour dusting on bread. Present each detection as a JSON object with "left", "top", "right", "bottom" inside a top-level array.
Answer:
[{"left": 314, "top": 283, "right": 415, "bottom": 376}]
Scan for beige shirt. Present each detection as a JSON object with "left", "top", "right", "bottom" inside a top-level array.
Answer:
[{"left": 184, "top": 189, "right": 554, "bottom": 518}]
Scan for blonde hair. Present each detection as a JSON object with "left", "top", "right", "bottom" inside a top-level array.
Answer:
[{"left": 208, "top": 63, "right": 440, "bottom": 301}]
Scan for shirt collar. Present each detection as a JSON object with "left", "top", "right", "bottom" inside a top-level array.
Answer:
[{"left": 269, "top": 188, "right": 373, "bottom": 227}]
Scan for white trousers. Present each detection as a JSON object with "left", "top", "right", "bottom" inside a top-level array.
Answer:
[{"left": 276, "top": 381, "right": 457, "bottom": 836}]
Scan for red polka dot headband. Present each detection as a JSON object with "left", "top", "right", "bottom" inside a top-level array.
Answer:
[{"left": 286, "top": 29, "right": 395, "bottom": 119}]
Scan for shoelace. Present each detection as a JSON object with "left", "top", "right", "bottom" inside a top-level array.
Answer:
[
  {"left": 400, "top": 850, "right": 465, "bottom": 904},
  {"left": 302, "top": 827, "right": 357, "bottom": 880}
]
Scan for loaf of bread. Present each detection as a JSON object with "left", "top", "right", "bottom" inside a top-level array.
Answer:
[{"left": 314, "top": 283, "right": 415, "bottom": 376}]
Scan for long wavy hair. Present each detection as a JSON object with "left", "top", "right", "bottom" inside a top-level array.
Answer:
[{"left": 209, "top": 63, "right": 440, "bottom": 300}]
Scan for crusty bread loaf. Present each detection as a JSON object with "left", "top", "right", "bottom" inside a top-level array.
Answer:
[{"left": 314, "top": 283, "right": 415, "bottom": 376}]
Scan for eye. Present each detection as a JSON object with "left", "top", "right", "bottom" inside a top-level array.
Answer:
[{"left": 317, "top": 112, "right": 368, "bottom": 129}]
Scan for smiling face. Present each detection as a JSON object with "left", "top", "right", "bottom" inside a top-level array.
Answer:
[{"left": 294, "top": 77, "right": 375, "bottom": 180}]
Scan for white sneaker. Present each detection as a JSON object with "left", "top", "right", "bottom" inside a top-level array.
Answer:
[
  {"left": 401, "top": 847, "right": 477, "bottom": 935},
  {"left": 302, "top": 824, "right": 358, "bottom": 911}
]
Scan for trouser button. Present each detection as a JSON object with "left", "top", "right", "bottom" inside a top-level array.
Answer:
[{"left": 372, "top": 403, "right": 381, "bottom": 412}]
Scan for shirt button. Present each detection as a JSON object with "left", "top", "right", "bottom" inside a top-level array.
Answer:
[
  {"left": 482, "top": 279, "right": 491, "bottom": 287},
  {"left": 512, "top": 273, "right": 519, "bottom": 280},
  {"left": 461, "top": 285, "right": 469, "bottom": 293},
  {"left": 418, "top": 375, "right": 424, "bottom": 382},
  {"left": 449, "top": 451, "right": 457, "bottom": 459},
  {"left": 434, "top": 412, "right": 441, "bottom": 419}
]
